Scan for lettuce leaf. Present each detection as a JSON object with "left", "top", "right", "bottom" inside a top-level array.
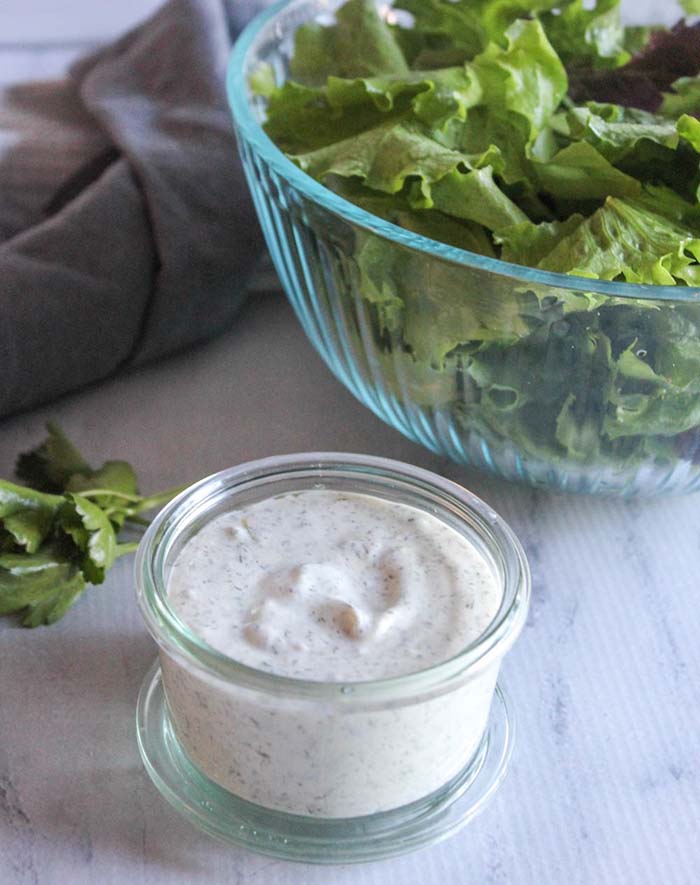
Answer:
[
  {"left": 291, "top": 119, "right": 472, "bottom": 194},
  {"left": 393, "top": 0, "right": 490, "bottom": 63},
  {"left": 661, "top": 76, "right": 700, "bottom": 117},
  {"left": 393, "top": 0, "right": 567, "bottom": 69},
  {"left": 329, "top": 177, "right": 495, "bottom": 255},
  {"left": 538, "top": 197, "right": 700, "bottom": 284},
  {"left": 559, "top": 102, "right": 681, "bottom": 162},
  {"left": 255, "top": 0, "right": 700, "bottom": 475},
  {"left": 411, "top": 166, "right": 528, "bottom": 230},
  {"left": 289, "top": 0, "right": 409, "bottom": 86},
  {"left": 568, "top": 21, "right": 700, "bottom": 111},
  {"left": 435, "top": 106, "right": 533, "bottom": 185},
  {"left": 533, "top": 141, "right": 641, "bottom": 201},
  {"left": 466, "top": 19, "right": 568, "bottom": 143},
  {"left": 262, "top": 81, "right": 396, "bottom": 153},
  {"left": 496, "top": 216, "right": 586, "bottom": 265},
  {"left": 678, "top": 113, "right": 700, "bottom": 151},
  {"left": 540, "top": 0, "right": 627, "bottom": 69}
]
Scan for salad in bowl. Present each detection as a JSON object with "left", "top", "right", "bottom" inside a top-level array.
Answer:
[{"left": 229, "top": 0, "right": 700, "bottom": 495}]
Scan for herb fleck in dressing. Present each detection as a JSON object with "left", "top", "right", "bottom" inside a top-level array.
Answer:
[
  {"left": 168, "top": 490, "right": 500, "bottom": 681},
  {"left": 161, "top": 489, "right": 503, "bottom": 817}
]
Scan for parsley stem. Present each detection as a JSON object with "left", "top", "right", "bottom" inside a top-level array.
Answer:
[
  {"left": 115, "top": 542, "right": 139, "bottom": 557},
  {"left": 75, "top": 483, "right": 189, "bottom": 513},
  {"left": 136, "top": 484, "right": 190, "bottom": 513},
  {"left": 77, "top": 488, "right": 143, "bottom": 502}
]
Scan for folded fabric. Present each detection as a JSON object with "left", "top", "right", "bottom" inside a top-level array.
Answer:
[{"left": 0, "top": 0, "right": 269, "bottom": 418}]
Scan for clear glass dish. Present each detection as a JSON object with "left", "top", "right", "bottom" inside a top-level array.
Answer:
[
  {"left": 134, "top": 453, "right": 530, "bottom": 862},
  {"left": 227, "top": 0, "right": 700, "bottom": 497}
]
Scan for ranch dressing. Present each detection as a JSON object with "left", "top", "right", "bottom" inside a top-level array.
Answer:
[
  {"left": 160, "top": 489, "right": 504, "bottom": 817},
  {"left": 167, "top": 490, "right": 500, "bottom": 681}
]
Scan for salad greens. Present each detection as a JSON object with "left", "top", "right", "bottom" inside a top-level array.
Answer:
[
  {"left": 1, "top": 424, "right": 184, "bottom": 627},
  {"left": 262, "top": 0, "right": 700, "bottom": 274},
  {"left": 255, "top": 0, "right": 700, "bottom": 476}
]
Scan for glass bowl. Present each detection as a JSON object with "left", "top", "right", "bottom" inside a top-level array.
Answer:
[
  {"left": 134, "top": 453, "right": 530, "bottom": 861},
  {"left": 227, "top": 0, "right": 700, "bottom": 497}
]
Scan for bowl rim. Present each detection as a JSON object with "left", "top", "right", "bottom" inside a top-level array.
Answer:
[
  {"left": 227, "top": 0, "right": 700, "bottom": 304},
  {"left": 134, "top": 453, "right": 530, "bottom": 700}
]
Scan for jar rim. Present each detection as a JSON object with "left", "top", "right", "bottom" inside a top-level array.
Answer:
[{"left": 135, "top": 453, "right": 530, "bottom": 700}]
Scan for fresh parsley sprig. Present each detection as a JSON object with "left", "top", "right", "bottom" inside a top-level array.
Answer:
[{"left": 0, "top": 423, "right": 185, "bottom": 627}]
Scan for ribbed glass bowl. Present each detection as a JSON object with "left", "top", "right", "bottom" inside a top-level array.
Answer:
[{"left": 228, "top": 0, "right": 700, "bottom": 496}]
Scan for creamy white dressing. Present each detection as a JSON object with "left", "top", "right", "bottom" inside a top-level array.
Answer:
[
  {"left": 167, "top": 490, "right": 500, "bottom": 680},
  {"left": 160, "top": 489, "right": 505, "bottom": 817}
]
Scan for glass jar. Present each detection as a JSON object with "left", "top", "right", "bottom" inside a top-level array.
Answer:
[{"left": 135, "top": 453, "right": 530, "bottom": 861}]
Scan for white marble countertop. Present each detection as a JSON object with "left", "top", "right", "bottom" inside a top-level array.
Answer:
[
  {"left": 2, "top": 2, "right": 700, "bottom": 881},
  {"left": 1, "top": 293, "right": 699, "bottom": 885}
]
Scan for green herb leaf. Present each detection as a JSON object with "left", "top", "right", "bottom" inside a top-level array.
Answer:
[
  {"left": 65, "top": 461, "right": 139, "bottom": 530},
  {"left": 0, "top": 424, "right": 185, "bottom": 627},
  {"left": 15, "top": 422, "right": 90, "bottom": 493},
  {"left": 0, "top": 481, "right": 63, "bottom": 553},
  {"left": 17, "top": 422, "right": 140, "bottom": 530},
  {"left": 0, "top": 548, "right": 86, "bottom": 627},
  {"left": 57, "top": 495, "right": 117, "bottom": 585}
]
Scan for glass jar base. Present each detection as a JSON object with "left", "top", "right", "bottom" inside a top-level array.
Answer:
[{"left": 136, "top": 661, "right": 516, "bottom": 863}]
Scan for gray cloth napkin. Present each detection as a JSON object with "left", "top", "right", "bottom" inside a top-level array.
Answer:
[{"left": 0, "top": 0, "right": 270, "bottom": 418}]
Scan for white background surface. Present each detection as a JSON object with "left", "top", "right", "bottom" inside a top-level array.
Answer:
[
  {"left": 1, "top": 2, "right": 699, "bottom": 885},
  {"left": 0, "top": 1, "right": 163, "bottom": 44},
  {"left": 1, "top": 295, "right": 699, "bottom": 885}
]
